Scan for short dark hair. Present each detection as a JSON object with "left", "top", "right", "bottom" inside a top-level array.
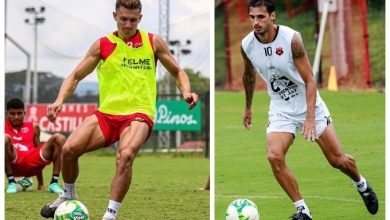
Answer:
[
  {"left": 248, "top": 0, "right": 276, "bottom": 13},
  {"left": 116, "top": 0, "right": 142, "bottom": 12},
  {"left": 7, "top": 98, "right": 25, "bottom": 110}
]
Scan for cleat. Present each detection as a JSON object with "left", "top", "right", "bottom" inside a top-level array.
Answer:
[
  {"left": 289, "top": 212, "right": 312, "bottom": 220},
  {"left": 48, "top": 183, "right": 64, "bottom": 194},
  {"left": 290, "top": 207, "right": 312, "bottom": 220},
  {"left": 358, "top": 181, "right": 378, "bottom": 214},
  {"left": 6, "top": 182, "right": 18, "bottom": 193},
  {"left": 40, "top": 194, "right": 70, "bottom": 218}
]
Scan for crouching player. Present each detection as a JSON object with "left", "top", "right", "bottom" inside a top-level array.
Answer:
[{"left": 5, "top": 98, "right": 65, "bottom": 194}]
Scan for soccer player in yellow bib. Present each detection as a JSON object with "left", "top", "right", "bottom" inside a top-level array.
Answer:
[{"left": 40, "top": 0, "right": 198, "bottom": 219}]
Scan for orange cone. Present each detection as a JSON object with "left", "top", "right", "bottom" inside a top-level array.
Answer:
[{"left": 328, "top": 65, "right": 338, "bottom": 91}]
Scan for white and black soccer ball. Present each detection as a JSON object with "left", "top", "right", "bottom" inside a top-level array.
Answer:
[
  {"left": 226, "top": 198, "right": 259, "bottom": 220},
  {"left": 15, "top": 176, "right": 33, "bottom": 191},
  {"left": 54, "top": 200, "right": 89, "bottom": 220}
]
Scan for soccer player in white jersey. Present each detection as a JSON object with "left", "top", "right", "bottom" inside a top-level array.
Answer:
[{"left": 240, "top": 0, "right": 378, "bottom": 219}]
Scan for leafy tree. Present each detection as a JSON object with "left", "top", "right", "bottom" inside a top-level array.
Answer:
[
  {"left": 183, "top": 68, "right": 209, "bottom": 94},
  {"left": 5, "top": 70, "right": 98, "bottom": 104}
]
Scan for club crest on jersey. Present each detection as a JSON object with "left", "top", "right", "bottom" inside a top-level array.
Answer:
[
  {"left": 21, "top": 127, "right": 29, "bottom": 133},
  {"left": 126, "top": 42, "right": 143, "bottom": 48},
  {"left": 276, "top": 47, "right": 284, "bottom": 56}
]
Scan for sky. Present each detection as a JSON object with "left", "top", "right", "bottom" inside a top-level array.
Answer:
[{"left": 5, "top": 0, "right": 211, "bottom": 82}]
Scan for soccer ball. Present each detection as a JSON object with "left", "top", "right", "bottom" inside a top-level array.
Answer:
[
  {"left": 15, "top": 176, "right": 33, "bottom": 191},
  {"left": 54, "top": 200, "right": 89, "bottom": 220},
  {"left": 226, "top": 198, "right": 259, "bottom": 220}
]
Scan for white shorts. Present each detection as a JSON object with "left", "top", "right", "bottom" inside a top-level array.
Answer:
[{"left": 267, "top": 102, "right": 332, "bottom": 138}]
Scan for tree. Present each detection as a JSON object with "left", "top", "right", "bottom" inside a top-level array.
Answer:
[
  {"left": 5, "top": 70, "right": 98, "bottom": 103},
  {"left": 183, "top": 68, "right": 209, "bottom": 94},
  {"left": 157, "top": 67, "right": 209, "bottom": 95}
]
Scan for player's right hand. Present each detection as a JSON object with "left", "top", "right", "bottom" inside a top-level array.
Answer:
[
  {"left": 243, "top": 108, "right": 252, "bottom": 129},
  {"left": 183, "top": 92, "right": 199, "bottom": 110},
  {"left": 47, "top": 102, "right": 63, "bottom": 123}
]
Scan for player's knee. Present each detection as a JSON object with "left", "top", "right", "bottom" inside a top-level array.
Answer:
[
  {"left": 267, "top": 151, "right": 285, "bottom": 167},
  {"left": 61, "top": 144, "right": 80, "bottom": 160},
  {"left": 328, "top": 156, "right": 346, "bottom": 169},
  {"left": 117, "top": 149, "right": 136, "bottom": 167},
  {"left": 52, "top": 133, "right": 66, "bottom": 147}
]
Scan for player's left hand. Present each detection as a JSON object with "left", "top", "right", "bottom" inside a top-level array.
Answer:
[
  {"left": 184, "top": 92, "right": 198, "bottom": 110},
  {"left": 301, "top": 118, "right": 316, "bottom": 142},
  {"left": 243, "top": 108, "right": 252, "bottom": 129}
]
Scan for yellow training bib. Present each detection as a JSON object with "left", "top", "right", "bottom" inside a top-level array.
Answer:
[{"left": 97, "top": 30, "right": 157, "bottom": 118}]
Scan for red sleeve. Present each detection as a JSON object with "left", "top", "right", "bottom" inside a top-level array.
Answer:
[{"left": 100, "top": 37, "right": 117, "bottom": 61}]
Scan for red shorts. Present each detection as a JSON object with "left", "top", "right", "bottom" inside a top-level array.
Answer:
[
  {"left": 94, "top": 111, "right": 154, "bottom": 147},
  {"left": 11, "top": 144, "right": 51, "bottom": 177}
]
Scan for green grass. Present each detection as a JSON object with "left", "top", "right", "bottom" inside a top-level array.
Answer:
[
  {"left": 215, "top": 91, "right": 385, "bottom": 219},
  {"left": 367, "top": 8, "right": 385, "bottom": 87},
  {"left": 5, "top": 155, "right": 209, "bottom": 220}
]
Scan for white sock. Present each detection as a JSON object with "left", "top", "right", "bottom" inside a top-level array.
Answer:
[
  {"left": 354, "top": 175, "right": 367, "bottom": 192},
  {"left": 294, "top": 199, "right": 311, "bottom": 217},
  {"left": 63, "top": 182, "right": 76, "bottom": 199},
  {"left": 104, "top": 200, "right": 121, "bottom": 217}
]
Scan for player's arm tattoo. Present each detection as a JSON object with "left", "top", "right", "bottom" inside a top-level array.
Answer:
[
  {"left": 291, "top": 33, "right": 306, "bottom": 59},
  {"left": 241, "top": 46, "right": 256, "bottom": 109}
]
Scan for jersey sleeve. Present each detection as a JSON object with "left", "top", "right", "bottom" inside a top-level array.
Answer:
[{"left": 100, "top": 36, "right": 117, "bottom": 61}]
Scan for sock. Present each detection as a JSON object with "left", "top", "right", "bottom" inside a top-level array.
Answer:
[
  {"left": 63, "top": 182, "right": 76, "bottom": 199},
  {"left": 354, "top": 175, "right": 368, "bottom": 192},
  {"left": 294, "top": 199, "right": 311, "bottom": 217},
  {"left": 50, "top": 174, "right": 60, "bottom": 184},
  {"left": 104, "top": 200, "right": 122, "bottom": 218},
  {"left": 7, "top": 175, "right": 16, "bottom": 184}
]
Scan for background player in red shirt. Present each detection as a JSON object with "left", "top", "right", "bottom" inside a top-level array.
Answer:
[{"left": 5, "top": 98, "right": 66, "bottom": 194}]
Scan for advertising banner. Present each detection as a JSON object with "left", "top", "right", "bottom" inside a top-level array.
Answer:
[
  {"left": 154, "top": 100, "right": 202, "bottom": 131},
  {"left": 25, "top": 104, "right": 97, "bottom": 133}
]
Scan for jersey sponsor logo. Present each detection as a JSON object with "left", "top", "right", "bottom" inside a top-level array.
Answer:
[
  {"left": 270, "top": 73, "right": 299, "bottom": 101},
  {"left": 121, "top": 57, "right": 152, "bottom": 70},
  {"left": 12, "top": 136, "right": 22, "bottom": 141},
  {"left": 276, "top": 47, "right": 284, "bottom": 56},
  {"left": 14, "top": 143, "right": 28, "bottom": 152}
]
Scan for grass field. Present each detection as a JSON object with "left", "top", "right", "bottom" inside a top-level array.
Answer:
[
  {"left": 5, "top": 153, "right": 209, "bottom": 219},
  {"left": 215, "top": 90, "right": 385, "bottom": 219}
]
